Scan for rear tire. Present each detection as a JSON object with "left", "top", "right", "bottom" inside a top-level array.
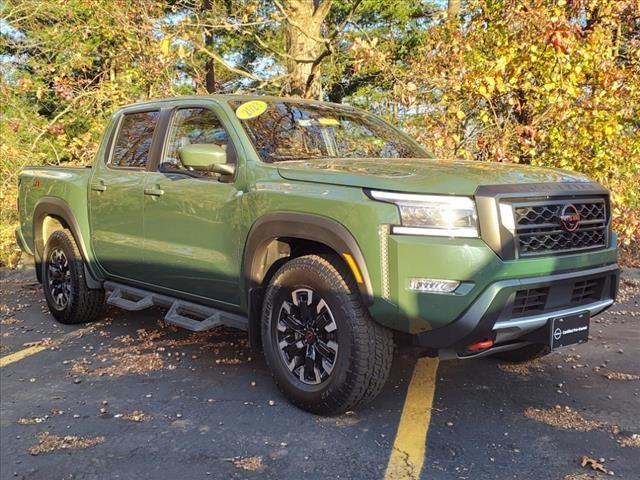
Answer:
[
  {"left": 261, "top": 254, "right": 393, "bottom": 415},
  {"left": 492, "top": 343, "right": 550, "bottom": 363},
  {"left": 42, "top": 229, "right": 105, "bottom": 325}
]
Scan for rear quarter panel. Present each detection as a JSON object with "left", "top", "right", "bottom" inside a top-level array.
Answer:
[{"left": 18, "top": 167, "right": 93, "bottom": 254}]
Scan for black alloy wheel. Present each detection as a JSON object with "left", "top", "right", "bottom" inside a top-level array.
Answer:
[
  {"left": 276, "top": 288, "right": 339, "bottom": 385},
  {"left": 46, "top": 247, "right": 72, "bottom": 310},
  {"left": 42, "top": 229, "right": 105, "bottom": 324}
]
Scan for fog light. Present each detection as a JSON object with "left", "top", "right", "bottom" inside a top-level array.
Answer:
[{"left": 409, "top": 278, "right": 460, "bottom": 293}]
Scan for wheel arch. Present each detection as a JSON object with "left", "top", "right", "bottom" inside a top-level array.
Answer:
[
  {"left": 33, "top": 197, "right": 102, "bottom": 288},
  {"left": 242, "top": 212, "right": 373, "bottom": 348}
]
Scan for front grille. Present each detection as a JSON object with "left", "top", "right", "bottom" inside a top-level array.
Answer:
[
  {"left": 511, "top": 277, "right": 606, "bottom": 317},
  {"left": 571, "top": 279, "right": 603, "bottom": 303},
  {"left": 513, "top": 198, "right": 607, "bottom": 257},
  {"left": 513, "top": 287, "right": 549, "bottom": 316}
]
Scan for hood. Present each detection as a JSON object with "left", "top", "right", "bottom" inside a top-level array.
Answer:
[{"left": 276, "top": 158, "right": 591, "bottom": 195}]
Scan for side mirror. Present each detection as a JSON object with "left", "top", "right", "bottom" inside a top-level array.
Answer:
[{"left": 178, "top": 144, "right": 235, "bottom": 176}]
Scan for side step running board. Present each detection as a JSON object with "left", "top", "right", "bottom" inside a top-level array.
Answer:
[
  {"left": 104, "top": 281, "right": 248, "bottom": 332},
  {"left": 107, "top": 285, "right": 155, "bottom": 311}
]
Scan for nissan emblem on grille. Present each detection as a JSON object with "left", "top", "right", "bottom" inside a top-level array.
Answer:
[{"left": 559, "top": 204, "right": 580, "bottom": 232}]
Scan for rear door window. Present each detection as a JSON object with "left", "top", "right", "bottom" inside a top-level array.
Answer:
[{"left": 110, "top": 111, "right": 159, "bottom": 168}]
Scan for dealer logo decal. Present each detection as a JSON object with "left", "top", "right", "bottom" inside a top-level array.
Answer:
[{"left": 554, "top": 328, "right": 562, "bottom": 340}]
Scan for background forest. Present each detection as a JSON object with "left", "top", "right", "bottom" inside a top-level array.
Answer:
[{"left": 1, "top": 0, "right": 638, "bottom": 267}]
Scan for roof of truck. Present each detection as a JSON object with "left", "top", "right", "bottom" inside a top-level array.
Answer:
[{"left": 117, "top": 94, "right": 349, "bottom": 111}]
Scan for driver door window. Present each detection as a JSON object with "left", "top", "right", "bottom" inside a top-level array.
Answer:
[{"left": 162, "top": 108, "right": 230, "bottom": 175}]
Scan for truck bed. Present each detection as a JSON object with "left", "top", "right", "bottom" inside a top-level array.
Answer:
[{"left": 18, "top": 166, "right": 93, "bottom": 255}]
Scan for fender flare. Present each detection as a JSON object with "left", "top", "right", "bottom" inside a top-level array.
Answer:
[
  {"left": 242, "top": 212, "right": 374, "bottom": 304},
  {"left": 33, "top": 197, "right": 102, "bottom": 289}
]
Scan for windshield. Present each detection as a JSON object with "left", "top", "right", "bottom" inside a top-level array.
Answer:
[{"left": 230, "top": 100, "right": 428, "bottom": 163}]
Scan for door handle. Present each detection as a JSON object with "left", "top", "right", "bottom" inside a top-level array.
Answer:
[
  {"left": 90, "top": 183, "right": 107, "bottom": 192},
  {"left": 144, "top": 187, "right": 164, "bottom": 197}
]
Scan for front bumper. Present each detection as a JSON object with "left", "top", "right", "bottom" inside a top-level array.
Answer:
[
  {"left": 413, "top": 263, "right": 619, "bottom": 351},
  {"left": 372, "top": 232, "right": 618, "bottom": 331}
]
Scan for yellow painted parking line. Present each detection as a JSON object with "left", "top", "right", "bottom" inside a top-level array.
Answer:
[
  {"left": 0, "top": 325, "right": 99, "bottom": 368},
  {"left": 0, "top": 344, "right": 51, "bottom": 367},
  {"left": 385, "top": 357, "right": 440, "bottom": 480}
]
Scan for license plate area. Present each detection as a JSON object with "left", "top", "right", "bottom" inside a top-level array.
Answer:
[{"left": 550, "top": 311, "right": 590, "bottom": 349}]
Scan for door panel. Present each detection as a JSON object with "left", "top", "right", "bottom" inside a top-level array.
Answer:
[
  {"left": 143, "top": 172, "right": 242, "bottom": 304},
  {"left": 89, "top": 110, "right": 158, "bottom": 280},
  {"left": 142, "top": 106, "right": 242, "bottom": 305},
  {"left": 90, "top": 168, "right": 148, "bottom": 278}
]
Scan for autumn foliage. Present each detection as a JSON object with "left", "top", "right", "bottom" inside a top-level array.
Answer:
[
  {"left": 355, "top": 1, "right": 639, "bottom": 257},
  {"left": 1, "top": 0, "right": 638, "bottom": 266}
]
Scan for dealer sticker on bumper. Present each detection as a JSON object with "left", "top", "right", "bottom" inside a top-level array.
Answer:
[{"left": 550, "top": 311, "right": 590, "bottom": 349}]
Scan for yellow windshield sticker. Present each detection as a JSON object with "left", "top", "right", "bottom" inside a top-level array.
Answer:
[
  {"left": 236, "top": 100, "right": 268, "bottom": 120},
  {"left": 318, "top": 117, "right": 340, "bottom": 126}
]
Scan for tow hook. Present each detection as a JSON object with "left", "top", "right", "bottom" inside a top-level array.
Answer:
[{"left": 465, "top": 339, "right": 494, "bottom": 353}]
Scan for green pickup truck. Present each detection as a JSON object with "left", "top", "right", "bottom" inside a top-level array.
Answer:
[{"left": 16, "top": 95, "right": 619, "bottom": 414}]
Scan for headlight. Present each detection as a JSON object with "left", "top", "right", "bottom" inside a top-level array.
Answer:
[{"left": 369, "top": 190, "right": 479, "bottom": 238}]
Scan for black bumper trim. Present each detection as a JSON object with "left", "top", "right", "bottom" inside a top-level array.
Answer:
[{"left": 413, "top": 263, "right": 619, "bottom": 350}]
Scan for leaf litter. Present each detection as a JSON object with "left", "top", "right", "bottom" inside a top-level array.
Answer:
[
  {"left": 563, "top": 474, "right": 607, "bottom": 480},
  {"left": 524, "top": 405, "right": 605, "bottom": 431},
  {"left": 230, "top": 456, "right": 265, "bottom": 472},
  {"left": 603, "top": 371, "right": 640, "bottom": 381},
  {"left": 68, "top": 326, "right": 250, "bottom": 377},
  {"left": 29, "top": 432, "right": 105, "bottom": 455},
  {"left": 17, "top": 409, "right": 64, "bottom": 426},
  {"left": 119, "top": 411, "right": 151, "bottom": 422},
  {"left": 617, "top": 434, "right": 640, "bottom": 448},
  {"left": 497, "top": 358, "right": 545, "bottom": 376},
  {"left": 580, "top": 456, "right": 608, "bottom": 474},
  {"left": 615, "top": 278, "right": 639, "bottom": 303}
]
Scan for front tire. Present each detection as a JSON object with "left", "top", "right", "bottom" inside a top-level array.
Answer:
[
  {"left": 42, "top": 229, "right": 105, "bottom": 325},
  {"left": 261, "top": 254, "right": 393, "bottom": 415}
]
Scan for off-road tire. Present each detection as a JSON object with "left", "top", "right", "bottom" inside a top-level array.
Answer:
[
  {"left": 261, "top": 254, "right": 393, "bottom": 415},
  {"left": 492, "top": 343, "right": 550, "bottom": 363},
  {"left": 42, "top": 229, "right": 105, "bottom": 325}
]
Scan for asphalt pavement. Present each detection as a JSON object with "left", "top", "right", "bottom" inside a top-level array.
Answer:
[{"left": 1, "top": 265, "right": 638, "bottom": 480}]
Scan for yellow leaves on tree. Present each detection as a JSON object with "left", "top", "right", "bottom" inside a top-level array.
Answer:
[{"left": 399, "top": 0, "right": 639, "bottom": 248}]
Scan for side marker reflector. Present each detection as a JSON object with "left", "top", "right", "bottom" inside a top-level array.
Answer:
[{"left": 343, "top": 253, "right": 364, "bottom": 284}]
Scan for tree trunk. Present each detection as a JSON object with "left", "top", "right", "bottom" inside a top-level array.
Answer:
[
  {"left": 203, "top": 0, "right": 216, "bottom": 93},
  {"left": 448, "top": 0, "right": 460, "bottom": 23},
  {"left": 282, "top": 0, "right": 332, "bottom": 99}
]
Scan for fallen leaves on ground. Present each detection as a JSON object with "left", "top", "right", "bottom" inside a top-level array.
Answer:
[
  {"left": 617, "top": 434, "right": 640, "bottom": 448},
  {"left": 74, "top": 351, "right": 164, "bottom": 377},
  {"left": 563, "top": 474, "right": 607, "bottom": 480},
  {"left": 580, "top": 456, "right": 607, "bottom": 473},
  {"left": 23, "top": 338, "right": 54, "bottom": 348},
  {"left": 68, "top": 327, "right": 250, "bottom": 378},
  {"left": 524, "top": 406, "right": 605, "bottom": 431},
  {"left": 316, "top": 412, "right": 360, "bottom": 427},
  {"left": 17, "top": 409, "right": 64, "bottom": 425},
  {"left": 231, "top": 456, "right": 265, "bottom": 472},
  {"left": 18, "top": 417, "right": 47, "bottom": 425},
  {"left": 29, "top": 432, "right": 105, "bottom": 455},
  {"left": 0, "top": 316, "right": 20, "bottom": 325},
  {"left": 119, "top": 411, "right": 151, "bottom": 422},
  {"left": 616, "top": 278, "right": 640, "bottom": 303},
  {"left": 497, "top": 358, "right": 545, "bottom": 376},
  {"left": 603, "top": 371, "right": 640, "bottom": 381}
]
